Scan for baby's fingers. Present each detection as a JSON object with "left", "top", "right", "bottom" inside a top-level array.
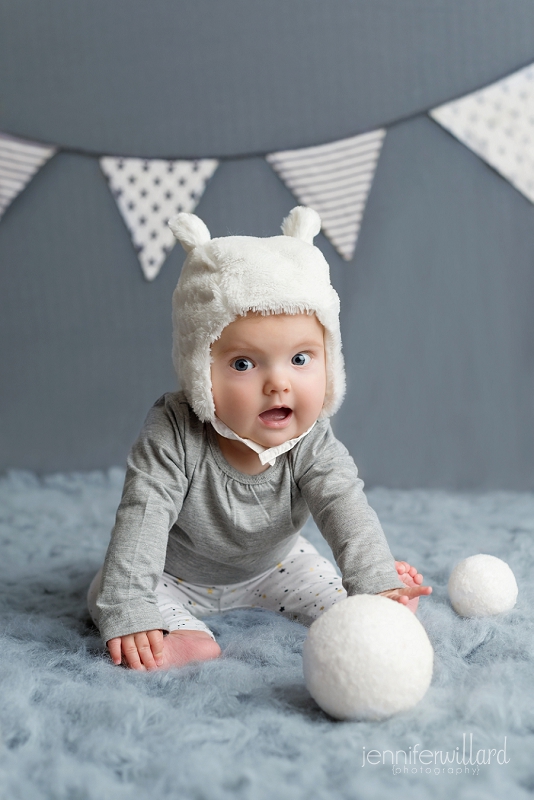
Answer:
[
  {"left": 107, "top": 637, "right": 122, "bottom": 666},
  {"left": 121, "top": 634, "right": 147, "bottom": 671},
  {"left": 402, "top": 584, "right": 432, "bottom": 599},
  {"left": 396, "top": 561, "right": 424, "bottom": 582},
  {"left": 133, "top": 632, "right": 160, "bottom": 671},
  {"left": 379, "top": 584, "right": 432, "bottom": 602},
  {"left": 146, "top": 629, "right": 164, "bottom": 667}
]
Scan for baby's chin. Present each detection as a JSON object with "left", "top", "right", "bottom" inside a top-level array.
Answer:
[{"left": 254, "top": 419, "right": 316, "bottom": 447}]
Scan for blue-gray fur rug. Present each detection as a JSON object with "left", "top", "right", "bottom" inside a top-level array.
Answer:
[{"left": 0, "top": 470, "right": 533, "bottom": 800}]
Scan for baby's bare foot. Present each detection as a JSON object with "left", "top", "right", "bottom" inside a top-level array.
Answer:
[{"left": 160, "top": 630, "right": 221, "bottom": 669}]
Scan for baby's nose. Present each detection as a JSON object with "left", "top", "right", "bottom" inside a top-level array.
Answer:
[{"left": 263, "top": 369, "right": 291, "bottom": 394}]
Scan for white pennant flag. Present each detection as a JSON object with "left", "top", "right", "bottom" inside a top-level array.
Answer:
[
  {"left": 100, "top": 156, "right": 219, "bottom": 280},
  {"left": 430, "top": 63, "right": 534, "bottom": 204},
  {"left": 0, "top": 132, "right": 57, "bottom": 221},
  {"left": 266, "top": 130, "right": 386, "bottom": 261}
]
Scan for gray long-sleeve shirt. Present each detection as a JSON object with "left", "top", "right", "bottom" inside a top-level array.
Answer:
[{"left": 96, "top": 392, "right": 404, "bottom": 643}]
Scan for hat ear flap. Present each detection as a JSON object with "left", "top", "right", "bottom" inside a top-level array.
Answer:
[
  {"left": 281, "top": 206, "right": 321, "bottom": 244},
  {"left": 168, "top": 213, "right": 212, "bottom": 253}
]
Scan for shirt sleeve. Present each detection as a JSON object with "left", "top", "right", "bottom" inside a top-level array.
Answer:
[
  {"left": 291, "top": 422, "right": 405, "bottom": 596},
  {"left": 96, "top": 396, "right": 191, "bottom": 643}
]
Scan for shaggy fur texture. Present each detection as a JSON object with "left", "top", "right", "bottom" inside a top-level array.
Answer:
[{"left": 0, "top": 470, "right": 533, "bottom": 799}]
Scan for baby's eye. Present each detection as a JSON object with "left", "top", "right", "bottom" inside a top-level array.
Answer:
[
  {"left": 231, "top": 357, "right": 255, "bottom": 371},
  {"left": 291, "top": 353, "right": 311, "bottom": 366}
]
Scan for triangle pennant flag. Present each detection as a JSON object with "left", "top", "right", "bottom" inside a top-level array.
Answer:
[
  {"left": 266, "top": 129, "right": 386, "bottom": 261},
  {"left": 0, "top": 132, "right": 57, "bottom": 222},
  {"left": 430, "top": 62, "right": 534, "bottom": 204},
  {"left": 100, "top": 156, "right": 219, "bottom": 280}
]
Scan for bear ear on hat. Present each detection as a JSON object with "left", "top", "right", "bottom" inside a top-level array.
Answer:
[
  {"left": 168, "top": 213, "right": 211, "bottom": 253},
  {"left": 281, "top": 206, "right": 321, "bottom": 244}
]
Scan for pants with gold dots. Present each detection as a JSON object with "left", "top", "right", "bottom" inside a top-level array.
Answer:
[{"left": 87, "top": 535, "right": 346, "bottom": 642}]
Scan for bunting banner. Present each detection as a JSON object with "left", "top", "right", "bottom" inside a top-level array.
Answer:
[
  {"left": 430, "top": 63, "right": 534, "bottom": 204},
  {"left": 1, "top": 60, "right": 534, "bottom": 279},
  {"left": 266, "top": 129, "right": 386, "bottom": 261},
  {"left": 100, "top": 156, "right": 219, "bottom": 280},
  {"left": 0, "top": 132, "right": 57, "bottom": 222}
]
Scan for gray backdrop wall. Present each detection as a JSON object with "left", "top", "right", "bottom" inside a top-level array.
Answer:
[{"left": 1, "top": 0, "right": 534, "bottom": 488}]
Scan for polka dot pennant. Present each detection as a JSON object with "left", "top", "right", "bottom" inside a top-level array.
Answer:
[
  {"left": 100, "top": 156, "right": 219, "bottom": 280},
  {"left": 0, "top": 132, "right": 57, "bottom": 222},
  {"left": 267, "top": 129, "right": 386, "bottom": 261},
  {"left": 430, "top": 62, "right": 534, "bottom": 204}
]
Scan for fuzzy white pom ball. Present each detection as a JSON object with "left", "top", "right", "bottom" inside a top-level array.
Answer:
[
  {"left": 302, "top": 595, "right": 433, "bottom": 721},
  {"left": 448, "top": 554, "right": 518, "bottom": 617}
]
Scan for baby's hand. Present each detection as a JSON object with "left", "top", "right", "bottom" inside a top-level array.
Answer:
[
  {"left": 107, "top": 629, "right": 164, "bottom": 671},
  {"left": 378, "top": 561, "right": 432, "bottom": 612}
]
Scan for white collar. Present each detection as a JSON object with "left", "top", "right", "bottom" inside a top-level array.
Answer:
[{"left": 211, "top": 417, "right": 316, "bottom": 466}]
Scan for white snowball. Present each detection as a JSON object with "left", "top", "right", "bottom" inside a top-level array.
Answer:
[
  {"left": 448, "top": 554, "right": 518, "bottom": 617},
  {"left": 302, "top": 595, "right": 433, "bottom": 721}
]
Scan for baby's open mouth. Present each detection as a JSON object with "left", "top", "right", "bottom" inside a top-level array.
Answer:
[{"left": 259, "top": 407, "right": 292, "bottom": 423}]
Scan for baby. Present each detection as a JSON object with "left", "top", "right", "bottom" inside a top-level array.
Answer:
[{"left": 87, "top": 206, "right": 431, "bottom": 671}]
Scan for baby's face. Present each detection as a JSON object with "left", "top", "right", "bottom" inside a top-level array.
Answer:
[{"left": 210, "top": 312, "right": 326, "bottom": 448}]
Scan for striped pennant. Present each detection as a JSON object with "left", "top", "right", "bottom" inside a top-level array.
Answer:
[
  {"left": 430, "top": 62, "right": 534, "bottom": 204},
  {"left": 266, "top": 129, "right": 386, "bottom": 261},
  {"left": 100, "top": 156, "right": 219, "bottom": 280},
  {"left": 0, "top": 132, "right": 57, "bottom": 221}
]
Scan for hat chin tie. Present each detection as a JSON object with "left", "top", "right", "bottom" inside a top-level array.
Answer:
[{"left": 211, "top": 416, "right": 316, "bottom": 467}]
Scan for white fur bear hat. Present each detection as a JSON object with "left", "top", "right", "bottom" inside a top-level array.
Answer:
[{"left": 167, "top": 206, "right": 346, "bottom": 423}]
